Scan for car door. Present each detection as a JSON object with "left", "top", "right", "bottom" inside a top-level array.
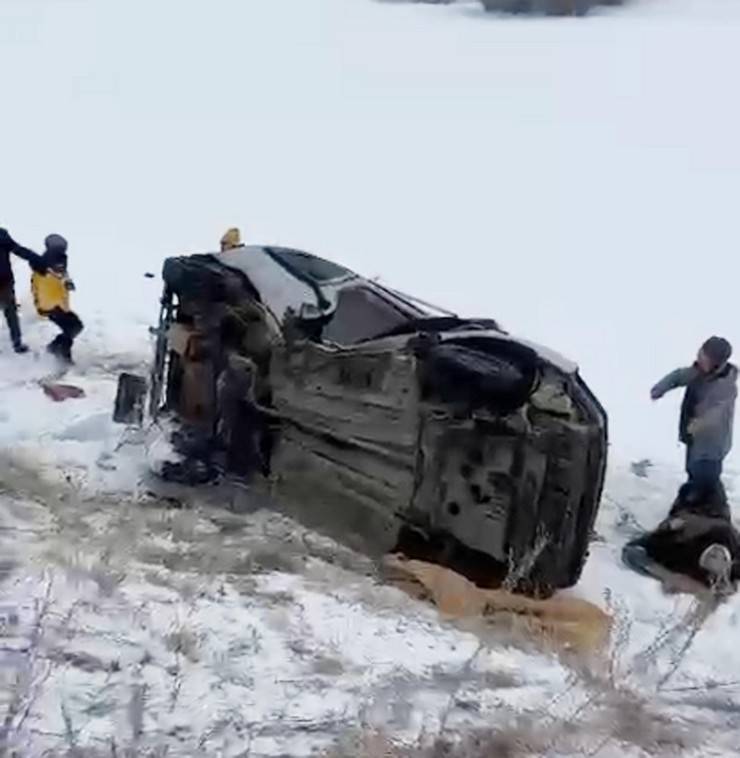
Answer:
[{"left": 269, "top": 285, "right": 421, "bottom": 554}]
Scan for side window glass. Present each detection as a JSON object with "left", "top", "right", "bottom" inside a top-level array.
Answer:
[{"left": 322, "top": 287, "right": 408, "bottom": 345}]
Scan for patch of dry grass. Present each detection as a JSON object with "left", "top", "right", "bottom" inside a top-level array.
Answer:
[{"left": 324, "top": 719, "right": 551, "bottom": 758}]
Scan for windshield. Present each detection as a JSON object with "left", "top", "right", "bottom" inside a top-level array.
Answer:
[
  {"left": 321, "top": 286, "right": 412, "bottom": 345},
  {"left": 266, "top": 247, "right": 353, "bottom": 283}
]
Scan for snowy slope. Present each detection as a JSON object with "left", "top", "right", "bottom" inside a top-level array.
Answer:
[{"left": 2, "top": 0, "right": 740, "bottom": 754}]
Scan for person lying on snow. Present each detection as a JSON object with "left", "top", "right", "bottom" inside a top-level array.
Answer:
[
  {"left": 623, "top": 482, "right": 740, "bottom": 593},
  {"left": 31, "top": 234, "right": 84, "bottom": 365},
  {"left": 651, "top": 336, "right": 737, "bottom": 498},
  {"left": 0, "top": 227, "right": 47, "bottom": 354}
]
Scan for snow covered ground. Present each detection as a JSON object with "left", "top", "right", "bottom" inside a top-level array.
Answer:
[{"left": 2, "top": 0, "right": 740, "bottom": 754}]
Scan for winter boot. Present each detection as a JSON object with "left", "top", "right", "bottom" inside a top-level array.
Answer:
[
  {"left": 47, "top": 335, "right": 73, "bottom": 365},
  {"left": 699, "top": 544, "right": 733, "bottom": 596},
  {"left": 3, "top": 303, "right": 27, "bottom": 354}
]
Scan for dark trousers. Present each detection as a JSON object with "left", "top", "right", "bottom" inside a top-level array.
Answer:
[
  {"left": 668, "top": 448, "right": 729, "bottom": 519},
  {"left": 0, "top": 283, "right": 22, "bottom": 348},
  {"left": 686, "top": 455, "right": 722, "bottom": 490},
  {"left": 47, "top": 308, "right": 83, "bottom": 361}
]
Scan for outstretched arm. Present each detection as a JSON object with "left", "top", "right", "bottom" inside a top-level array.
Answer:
[
  {"left": 0, "top": 229, "right": 46, "bottom": 273},
  {"left": 651, "top": 366, "right": 696, "bottom": 400},
  {"left": 11, "top": 244, "right": 46, "bottom": 273}
]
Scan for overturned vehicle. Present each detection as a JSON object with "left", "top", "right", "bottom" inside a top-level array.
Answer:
[{"left": 116, "top": 245, "right": 608, "bottom": 595}]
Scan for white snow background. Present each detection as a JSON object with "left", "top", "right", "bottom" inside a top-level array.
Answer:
[{"left": 1, "top": 0, "right": 740, "bottom": 755}]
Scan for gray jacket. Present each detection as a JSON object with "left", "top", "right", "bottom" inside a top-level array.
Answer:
[{"left": 652, "top": 363, "right": 738, "bottom": 462}]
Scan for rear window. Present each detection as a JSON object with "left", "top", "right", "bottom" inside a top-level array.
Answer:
[{"left": 266, "top": 247, "right": 352, "bottom": 283}]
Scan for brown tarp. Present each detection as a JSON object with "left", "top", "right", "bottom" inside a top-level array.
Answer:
[{"left": 382, "top": 555, "right": 611, "bottom": 658}]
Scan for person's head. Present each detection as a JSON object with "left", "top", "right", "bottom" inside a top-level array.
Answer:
[
  {"left": 44, "top": 234, "right": 68, "bottom": 254},
  {"left": 44, "top": 233, "right": 68, "bottom": 270},
  {"left": 220, "top": 227, "right": 241, "bottom": 252},
  {"left": 697, "top": 336, "right": 732, "bottom": 374}
]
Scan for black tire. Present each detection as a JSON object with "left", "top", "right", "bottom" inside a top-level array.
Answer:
[{"left": 422, "top": 343, "right": 533, "bottom": 411}]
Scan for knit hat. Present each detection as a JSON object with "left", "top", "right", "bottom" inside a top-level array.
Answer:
[
  {"left": 701, "top": 336, "right": 732, "bottom": 368},
  {"left": 44, "top": 234, "right": 68, "bottom": 253}
]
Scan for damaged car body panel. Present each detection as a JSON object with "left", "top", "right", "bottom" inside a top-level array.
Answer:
[
  {"left": 268, "top": 338, "right": 421, "bottom": 557},
  {"left": 123, "top": 245, "right": 608, "bottom": 594}
]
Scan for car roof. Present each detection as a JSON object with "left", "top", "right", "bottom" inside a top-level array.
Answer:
[
  {"left": 215, "top": 245, "right": 446, "bottom": 321},
  {"left": 212, "top": 245, "right": 578, "bottom": 373}
]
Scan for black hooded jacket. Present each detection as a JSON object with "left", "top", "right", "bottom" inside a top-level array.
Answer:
[{"left": 0, "top": 228, "right": 45, "bottom": 287}]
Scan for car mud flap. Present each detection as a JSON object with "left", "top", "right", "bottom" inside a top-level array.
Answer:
[{"left": 113, "top": 372, "right": 148, "bottom": 425}]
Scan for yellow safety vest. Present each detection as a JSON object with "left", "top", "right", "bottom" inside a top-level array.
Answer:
[{"left": 31, "top": 271, "right": 70, "bottom": 315}]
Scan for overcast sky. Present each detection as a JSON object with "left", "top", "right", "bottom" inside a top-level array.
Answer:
[{"left": 2, "top": 0, "right": 739, "bottom": 466}]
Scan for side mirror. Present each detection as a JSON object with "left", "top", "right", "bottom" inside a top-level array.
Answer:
[{"left": 298, "top": 302, "right": 322, "bottom": 320}]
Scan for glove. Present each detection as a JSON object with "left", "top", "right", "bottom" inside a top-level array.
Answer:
[
  {"left": 65, "top": 278, "right": 76, "bottom": 291},
  {"left": 650, "top": 387, "right": 662, "bottom": 401}
]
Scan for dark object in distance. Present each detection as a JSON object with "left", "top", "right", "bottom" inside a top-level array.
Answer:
[{"left": 480, "top": 0, "right": 624, "bottom": 14}]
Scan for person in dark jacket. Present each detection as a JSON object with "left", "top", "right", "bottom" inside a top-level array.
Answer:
[
  {"left": 0, "top": 228, "right": 46, "bottom": 354},
  {"left": 651, "top": 337, "right": 737, "bottom": 495}
]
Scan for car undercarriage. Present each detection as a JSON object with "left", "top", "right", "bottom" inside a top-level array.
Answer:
[{"left": 115, "top": 246, "right": 608, "bottom": 596}]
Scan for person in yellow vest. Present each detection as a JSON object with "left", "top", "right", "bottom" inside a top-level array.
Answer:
[
  {"left": 220, "top": 227, "right": 244, "bottom": 252},
  {"left": 31, "top": 234, "right": 83, "bottom": 365}
]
